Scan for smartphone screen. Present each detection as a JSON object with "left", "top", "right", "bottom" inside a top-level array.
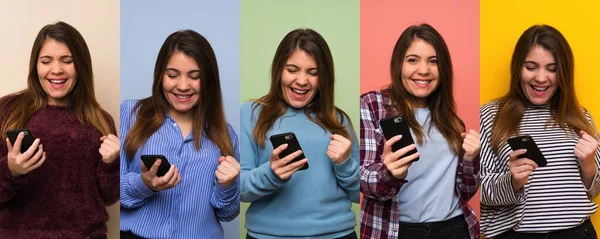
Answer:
[
  {"left": 379, "top": 115, "right": 419, "bottom": 161},
  {"left": 507, "top": 135, "right": 547, "bottom": 167},
  {"left": 269, "top": 132, "right": 309, "bottom": 170},
  {"left": 140, "top": 155, "right": 171, "bottom": 177},
  {"left": 6, "top": 129, "right": 36, "bottom": 154}
]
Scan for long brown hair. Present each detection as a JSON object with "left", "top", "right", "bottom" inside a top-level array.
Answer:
[
  {"left": 491, "top": 25, "right": 596, "bottom": 153},
  {"left": 252, "top": 28, "right": 352, "bottom": 147},
  {"left": 124, "top": 30, "right": 233, "bottom": 159},
  {"left": 0, "top": 21, "right": 115, "bottom": 142},
  {"left": 388, "top": 23, "right": 463, "bottom": 155}
]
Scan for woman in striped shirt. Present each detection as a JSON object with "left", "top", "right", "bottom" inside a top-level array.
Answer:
[
  {"left": 119, "top": 30, "right": 240, "bottom": 239},
  {"left": 480, "top": 25, "right": 600, "bottom": 239},
  {"left": 360, "top": 23, "right": 481, "bottom": 239}
]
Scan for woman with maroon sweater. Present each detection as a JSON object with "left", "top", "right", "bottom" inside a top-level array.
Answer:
[{"left": 0, "top": 22, "right": 120, "bottom": 239}]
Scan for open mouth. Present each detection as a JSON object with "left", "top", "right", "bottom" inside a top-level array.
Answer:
[
  {"left": 173, "top": 93, "right": 193, "bottom": 102},
  {"left": 411, "top": 79, "right": 432, "bottom": 87},
  {"left": 291, "top": 87, "right": 309, "bottom": 95},
  {"left": 530, "top": 85, "right": 549, "bottom": 92},
  {"left": 47, "top": 78, "right": 67, "bottom": 89}
]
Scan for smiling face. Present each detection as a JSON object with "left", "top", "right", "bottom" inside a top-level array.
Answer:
[
  {"left": 520, "top": 45, "right": 558, "bottom": 105},
  {"left": 280, "top": 49, "right": 319, "bottom": 109},
  {"left": 400, "top": 38, "right": 439, "bottom": 107},
  {"left": 162, "top": 51, "right": 201, "bottom": 116},
  {"left": 37, "top": 38, "right": 77, "bottom": 106}
]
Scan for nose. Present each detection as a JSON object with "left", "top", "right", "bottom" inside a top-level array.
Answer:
[
  {"left": 534, "top": 69, "right": 550, "bottom": 83},
  {"left": 417, "top": 62, "right": 430, "bottom": 76},
  {"left": 295, "top": 72, "right": 309, "bottom": 86},
  {"left": 50, "top": 61, "right": 64, "bottom": 75},
  {"left": 176, "top": 77, "right": 192, "bottom": 91}
]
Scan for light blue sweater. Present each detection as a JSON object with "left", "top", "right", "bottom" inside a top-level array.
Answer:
[{"left": 240, "top": 102, "right": 359, "bottom": 239}]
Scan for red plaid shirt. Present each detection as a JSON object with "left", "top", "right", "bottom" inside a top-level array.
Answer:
[{"left": 360, "top": 89, "right": 480, "bottom": 239}]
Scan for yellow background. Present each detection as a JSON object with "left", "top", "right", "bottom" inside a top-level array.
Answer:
[{"left": 481, "top": 0, "right": 600, "bottom": 228}]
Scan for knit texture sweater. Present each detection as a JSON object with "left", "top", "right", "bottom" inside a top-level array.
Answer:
[{"left": 0, "top": 94, "right": 119, "bottom": 239}]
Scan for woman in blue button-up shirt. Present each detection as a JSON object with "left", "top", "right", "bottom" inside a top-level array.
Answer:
[{"left": 119, "top": 30, "right": 240, "bottom": 239}]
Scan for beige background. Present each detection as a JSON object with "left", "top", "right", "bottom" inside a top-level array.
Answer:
[{"left": 0, "top": 1, "right": 120, "bottom": 238}]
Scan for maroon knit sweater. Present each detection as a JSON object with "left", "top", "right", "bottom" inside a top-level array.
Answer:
[{"left": 0, "top": 95, "right": 119, "bottom": 239}]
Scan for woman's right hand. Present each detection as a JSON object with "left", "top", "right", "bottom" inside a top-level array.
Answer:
[
  {"left": 509, "top": 149, "right": 538, "bottom": 191},
  {"left": 141, "top": 159, "right": 181, "bottom": 191},
  {"left": 382, "top": 135, "right": 420, "bottom": 180},
  {"left": 6, "top": 132, "right": 46, "bottom": 177},
  {"left": 270, "top": 144, "right": 308, "bottom": 180}
]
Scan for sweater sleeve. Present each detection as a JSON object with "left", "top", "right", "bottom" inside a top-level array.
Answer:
[
  {"left": 119, "top": 100, "right": 157, "bottom": 209},
  {"left": 96, "top": 154, "right": 120, "bottom": 206},
  {"left": 332, "top": 114, "right": 360, "bottom": 203},
  {"left": 240, "top": 102, "right": 287, "bottom": 202},
  {"left": 360, "top": 92, "right": 406, "bottom": 202},
  {"left": 479, "top": 103, "right": 525, "bottom": 206},
  {"left": 210, "top": 124, "right": 241, "bottom": 222}
]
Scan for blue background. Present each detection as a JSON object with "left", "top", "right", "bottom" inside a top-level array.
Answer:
[{"left": 120, "top": 0, "right": 240, "bottom": 238}]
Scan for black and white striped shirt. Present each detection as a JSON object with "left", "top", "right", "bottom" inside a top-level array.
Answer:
[{"left": 479, "top": 101, "right": 600, "bottom": 238}]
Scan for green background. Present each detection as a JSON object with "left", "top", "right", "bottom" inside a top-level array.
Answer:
[{"left": 239, "top": 0, "right": 360, "bottom": 237}]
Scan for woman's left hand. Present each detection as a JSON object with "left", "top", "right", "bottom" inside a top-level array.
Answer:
[
  {"left": 99, "top": 134, "right": 120, "bottom": 164},
  {"left": 216, "top": 156, "right": 240, "bottom": 187},
  {"left": 575, "top": 130, "right": 599, "bottom": 168},
  {"left": 461, "top": 129, "right": 480, "bottom": 161},
  {"left": 327, "top": 134, "right": 352, "bottom": 164}
]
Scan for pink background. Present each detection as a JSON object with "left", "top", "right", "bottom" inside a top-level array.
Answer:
[{"left": 360, "top": 0, "right": 480, "bottom": 216}]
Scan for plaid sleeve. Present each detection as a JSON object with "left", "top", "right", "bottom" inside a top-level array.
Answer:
[{"left": 360, "top": 92, "right": 404, "bottom": 201}]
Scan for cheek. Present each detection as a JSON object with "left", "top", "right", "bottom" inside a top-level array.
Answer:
[
  {"left": 310, "top": 77, "right": 318, "bottom": 89},
  {"left": 37, "top": 64, "right": 47, "bottom": 79}
]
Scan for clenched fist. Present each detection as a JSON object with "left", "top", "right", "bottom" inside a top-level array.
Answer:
[
  {"left": 461, "top": 129, "right": 481, "bottom": 161},
  {"left": 215, "top": 156, "right": 240, "bottom": 187},
  {"left": 99, "top": 134, "right": 120, "bottom": 164},
  {"left": 327, "top": 134, "right": 351, "bottom": 164}
]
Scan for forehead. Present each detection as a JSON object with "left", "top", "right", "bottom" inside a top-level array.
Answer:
[
  {"left": 406, "top": 38, "right": 436, "bottom": 56},
  {"left": 39, "top": 38, "right": 72, "bottom": 56},
  {"left": 525, "top": 45, "right": 555, "bottom": 63},
  {"left": 285, "top": 49, "right": 316, "bottom": 67},
  {"left": 166, "top": 51, "right": 200, "bottom": 70}
]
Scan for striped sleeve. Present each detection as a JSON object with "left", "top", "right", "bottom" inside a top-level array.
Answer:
[
  {"left": 119, "top": 100, "right": 157, "bottom": 209},
  {"left": 359, "top": 92, "right": 405, "bottom": 201},
  {"left": 583, "top": 110, "right": 600, "bottom": 199},
  {"left": 211, "top": 124, "right": 241, "bottom": 222},
  {"left": 479, "top": 102, "right": 525, "bottom": 206}
]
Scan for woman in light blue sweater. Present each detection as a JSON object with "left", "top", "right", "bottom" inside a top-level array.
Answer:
[{"left": 240, "top": 28, "right": 360, "bottom": 239}]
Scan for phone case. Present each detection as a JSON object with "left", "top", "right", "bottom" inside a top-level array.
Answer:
[
  {"left": 269, "top": 132, "right": 309, "bottom": 170},
  {"left": 507, "top": 135, "right": 547, "bottom": 167},
  {"left": 6, "top": 129, "right": 35, "bottom": 154},
  {"left": 379, "top": 115, "right": 419, "bottom": 161},
  {"left": 140, "top": 155, "right": 171, "bottom": 177}
]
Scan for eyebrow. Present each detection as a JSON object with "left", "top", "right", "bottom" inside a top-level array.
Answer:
[
  {"left": 523, "top": 61, "right": 556, "bottom": 65},
  {"left": 405, "top": 54, "right": 437, "bottom": 59},
  {"left": 165, "top": 68, "right": 200, "bottom": 73},
  {"left": 285, "top": 64, "right": 317, "bottom": 70},
  {"left": 39, "top": 55, "right": 72, "bottom": 59}
]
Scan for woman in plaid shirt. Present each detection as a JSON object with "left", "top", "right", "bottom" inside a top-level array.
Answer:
[{"left": 360, "top": 23, "right": 481, "bottom": 239}]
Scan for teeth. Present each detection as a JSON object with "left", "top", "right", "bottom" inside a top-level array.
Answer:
[
  {"left": 49, "top": 79, "right": 67, "bottom": 84},
  {"left": 532, "top": 86, "right": 549, "bottom": 91},
  {"left": 291, "top": 88, "right": 308, "bottom": 94},
  {"left": 414, "top": 80, "right": 430, "bottom": 85},
  {"left": 175, "top": 94, "right": 191, "bottom": 99}
]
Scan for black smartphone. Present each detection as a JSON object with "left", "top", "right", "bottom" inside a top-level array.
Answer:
[
  {"left": 140, "top": 155, "right": 171, "bottom": 177},
  {"left": 6, "top": 129, "right": 36, "bottom": 154},
  {"left": 269, "top": 132, "right": 309, "bottom": 170},
  {"left": 379, "top": 115, "right": 419, "bottom": 161},
  {"left": 507, "top": 135, "right": 547, "bottom": 167}
]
